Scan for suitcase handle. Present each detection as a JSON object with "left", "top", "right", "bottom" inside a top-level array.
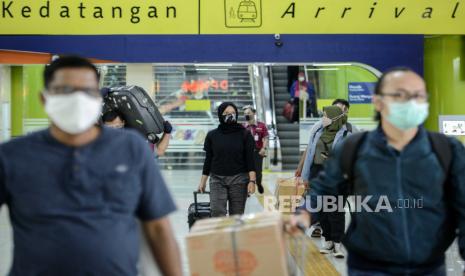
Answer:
[{"left": 193, "top": 191, "right": 210, "bottom": 215}]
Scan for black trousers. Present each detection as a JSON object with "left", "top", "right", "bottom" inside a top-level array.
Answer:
[
  {"left": 309, "top": 164, "right": 345, "bottom": 241},
  {"left": 320, "top": 199, "right": 346, "bottom": 243},
  {"left": 291, "top": 97, "right": 318, "bottom": 122},
  {"left": 312, "top": 162, "right": 345, "bottom": 242},
  {"left": 291, "top": 98, "right": 300, "bottom": 122},
  {"left": 254, "top": 150, "right": 263, "bottom": 186}
]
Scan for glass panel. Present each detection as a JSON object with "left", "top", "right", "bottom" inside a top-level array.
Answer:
[
  {"left": 153, "top": 65, "right": 254, "bottom": 119},
  {"left": 98, "top": 65, "right": 127, "bottom": 87},
  {"left": 305, "top": 64, "right": 378, "bottom": 118},
  {"left": 270, "top": 64, "right": 379, "bottom": 154},
  {"left": 153, "top": 64, "right": 256, "bottom": 169},
  {"left": 0, "top": 65, "right": 11, "bottom": 142}
]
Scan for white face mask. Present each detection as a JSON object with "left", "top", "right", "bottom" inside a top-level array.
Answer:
[
  {"left": 298, "top": 77, "right": 305, "bottom": 82},
  {"left": 44, "top": 91, "right": 102, "bottom": 135}
]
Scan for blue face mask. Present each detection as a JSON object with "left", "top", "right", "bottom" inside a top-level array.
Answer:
[{"left": 385, "top": 100, "right": 429, "bottom": 130}]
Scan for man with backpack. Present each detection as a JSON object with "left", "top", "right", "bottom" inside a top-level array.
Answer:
[
  {"left": 100, "top": 87, "right": 173, "bottom": 157},
  {"left": 290, "top": 67, "right": 465, "bottom": 275}
]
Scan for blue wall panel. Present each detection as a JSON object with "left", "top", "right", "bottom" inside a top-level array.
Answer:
[{"left": 0, "top": 35, "right": 424, "bottom": 73}]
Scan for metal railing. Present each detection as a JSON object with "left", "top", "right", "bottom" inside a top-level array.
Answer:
[{"left": 267, "top": 66, "right": 281, "bottom": 169}]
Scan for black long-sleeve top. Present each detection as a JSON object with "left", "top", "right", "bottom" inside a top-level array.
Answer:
[{"left": 202, "top": 129, "right": 256, "bottom": 176}]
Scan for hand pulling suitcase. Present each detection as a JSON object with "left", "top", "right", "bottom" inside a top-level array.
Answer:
[
  {"left": 103, "top": 85, "right": 165, "bottom": 143},
  {"left": 188, "top": 191, "right": 211, "bottom": 229}
]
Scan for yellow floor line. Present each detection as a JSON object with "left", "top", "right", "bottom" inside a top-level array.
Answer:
[
  {"left": 288, "top": 237, "right": 340, "bottom": 276},
  {"left": 263, "top": 170, "right": 294, "bottom": 174},
  {"left": 256, "top": 181, "right": 340, "bottom": 276}
]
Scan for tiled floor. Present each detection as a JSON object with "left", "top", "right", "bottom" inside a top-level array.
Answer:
[{"left": 1, "top": 170, "right": 464, "bottom": 276}]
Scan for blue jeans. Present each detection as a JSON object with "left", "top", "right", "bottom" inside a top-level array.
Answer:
[{"left": 348, "top": 264, "right": 446, "bottom": 276}]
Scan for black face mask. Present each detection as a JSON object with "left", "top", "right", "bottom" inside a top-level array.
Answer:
[
  {"left": 245, "top": 115, "right": 252, "bottom": 121},
  {"left": 223, "top": 114, "right": 237, "bottom": 124}
]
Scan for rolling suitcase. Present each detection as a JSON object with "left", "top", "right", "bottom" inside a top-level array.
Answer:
[
  {"left": 282, "top": 100, "right": 296, "bottom": 123},
  {"left": 103, "top": 85, "right": 165, "bottom": 143},
  {"left": 188, "top": 191, "right": 211, "bottom": 229}
]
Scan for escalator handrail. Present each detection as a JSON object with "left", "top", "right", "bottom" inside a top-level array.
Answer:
[
  {"left": 268, "top": 66, "right": 279, "bottom": 166},
  {"left": 268, "top": 66, "right": 277, "bottom": 131}
]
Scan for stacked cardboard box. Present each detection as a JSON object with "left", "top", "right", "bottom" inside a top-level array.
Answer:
[
  {"left": 275, "top": 178, "right": 307, "bottom": 215},
  {"left": 186, "top": 212, "right": 289, "bottom": 276}
]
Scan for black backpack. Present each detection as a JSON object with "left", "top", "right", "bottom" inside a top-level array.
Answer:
[
  {"left": 341, "top": 131, "right": 453, "bottom": 196},
  {"left": 343, "top": 122, "right": 353, "bottom": 138}
]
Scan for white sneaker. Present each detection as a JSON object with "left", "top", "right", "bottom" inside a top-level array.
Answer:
[
  {"left": 332, "top": 242, "right": 345, "bottom": 258},
  {"left": 320, "top": 236, "right": 326, "bottom": 247},
  {"left": 319, "top": 240, "right": 334, "bottom": 254},
  {"left": 310, "top": 225, "right": 322, "bottom": 238}
]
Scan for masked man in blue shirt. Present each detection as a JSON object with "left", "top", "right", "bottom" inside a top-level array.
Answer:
[
  {"left": 0, "top": 56, "right": 182, "bottom": 276},
  {"left": 290, "top": 67, "right": 465, "bottom": 276}
]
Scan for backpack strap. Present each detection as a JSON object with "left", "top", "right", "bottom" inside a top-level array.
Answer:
[
  {"left": 342, "top": 123, "right": 353, "bottom": 138},
  {"left": 346, "top": 122, "right": 353, "bottom": 133},
  {"left": 427, "top": 132, "right": 452, "bottom": 175},
  {"left": 427, "top": 131, "right": 456, "bottom": 226},
  {"left": 342, "top": 130, "right": 349, "bottom": 138},
  {"left": 312, "top": 126, "right": 323, "bottom": 142},
  {"left": 341, "top": 132, "right": 368, "bottom": 195}
]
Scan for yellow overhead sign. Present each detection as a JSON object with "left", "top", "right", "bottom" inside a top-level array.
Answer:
[
  {"left": 0, "top": 0, "right": 198, "bottom": 34},
  {"left": 0, "top": 0, "right": 464, "bottom": 35}
]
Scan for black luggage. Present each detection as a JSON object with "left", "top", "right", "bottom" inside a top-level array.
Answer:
[
  {"left": 188, "top": 191, "right": 211, "bottom": 229},
  {"left": 103, "top": 85, "right": 164, "bottom": 143}
]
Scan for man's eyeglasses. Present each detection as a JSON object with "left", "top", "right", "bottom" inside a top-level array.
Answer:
[
  {"left": 380, "top": 90, "right": 429, "bottom": 103},
  {"left": 46, "top": 86, "right": 101, "bottom": 97}
]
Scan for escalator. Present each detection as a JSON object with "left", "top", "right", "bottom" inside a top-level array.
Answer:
[
  {"left": 271, "top": 66, "right": 300, "bottom": 171},
  {"left": 155, "top": 65, "right": 255, "bottom": 170}
]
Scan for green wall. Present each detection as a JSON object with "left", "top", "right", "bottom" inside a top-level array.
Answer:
[
  {"left": 10, "top": 65, "right": 47, "bottom": 136},
  {"left": 23, "top": 66, "right": 47, "bottom": 119},
  {"left": 11, "top": 66, "right": 23, "bottom": 137},
  {"left": 424, "top": 36, "right": 465, "bottom": 132},
  {"left": 313, "top": 65, "right": 378, "bottom": 118}
]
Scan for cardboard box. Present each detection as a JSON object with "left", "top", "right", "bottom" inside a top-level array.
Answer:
[
  {"left": 186, "top": 212, "right": 289, "bottom": 276},
  {"left": 275, "top": 178, "right": 307, "bottom": 214}
]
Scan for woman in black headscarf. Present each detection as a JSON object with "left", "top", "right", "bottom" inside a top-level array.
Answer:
[{"left": 198, "top": 102, "right": 256, "bottom": 217}]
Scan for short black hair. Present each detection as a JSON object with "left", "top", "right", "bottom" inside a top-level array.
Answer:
[
  {"left": 373, "top": 66, "right": 417, "bottom": 121},
  {"left": 332, "top": 99, "right": 350, "bottom": 109},
  {"left": 101, "top": 110, "right": 123, "bottom": 123},
  {"left": 374, "top": 66, "right": 416, "bottom": 96},
  {"left": 43, "top": 55, "right": 100, "bottom": 88}
]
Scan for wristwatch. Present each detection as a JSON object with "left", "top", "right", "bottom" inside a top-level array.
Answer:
[{"left": 249, "top": 180, "right": 256, "bottom": 184}]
